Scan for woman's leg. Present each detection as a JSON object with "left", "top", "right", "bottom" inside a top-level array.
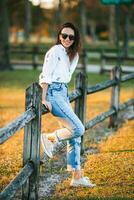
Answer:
[
  {"left": 46, "top": 94, "right": 84, "bottom": 171},
  {"left": 50, "top": 96, "right": 85, "bottom": 141},
  {"left": 43, "top": 85, "right": 96, "bottom": 187},
  {"left": 67, "top": 137, "right": 81, "bottom": 172},
  {"left": 48, "top": 117, "right": 82, "bottom": 171},
  {"left": 58, "top": 120, "right": 82, "bottom": 172}
]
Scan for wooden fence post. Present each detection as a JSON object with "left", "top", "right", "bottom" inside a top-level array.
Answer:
[
  {"left": 22, "top": 83, "right": 42, "bottom": 200},
  {"left": 75, "top": 53, "right": 87, "bottom": 154},
  {"left": 100, "top": 51, "right": 105, "bottom": 74},
  {"left": 32, "top": 46, "right": 38, "bottom": 70},
  {"left": 109, "top": 66, "right": 121, "bottom": 128}
]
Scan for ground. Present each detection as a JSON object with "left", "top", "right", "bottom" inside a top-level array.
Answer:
[{"left": 0, "top": 86, "right": 133, "bottom": 199}]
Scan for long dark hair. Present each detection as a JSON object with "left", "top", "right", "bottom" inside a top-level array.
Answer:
[{"left": 56, "top": 22, "right": 81, "bottom": 61}]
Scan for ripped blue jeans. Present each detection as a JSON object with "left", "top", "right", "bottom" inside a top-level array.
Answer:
[{"left": 46, "top": 82, "right": 85, "bottom": 171}]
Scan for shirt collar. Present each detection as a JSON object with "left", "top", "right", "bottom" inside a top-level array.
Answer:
[{"left": 58, "top": 44, "right": 67, "bottom": 53}]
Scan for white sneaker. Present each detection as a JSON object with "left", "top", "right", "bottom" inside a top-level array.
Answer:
[
  {"left": 70, "top": 177, "right": 96, "bottom": 187},
  {"left": 41, "top": 134, "right": 54, "bottom": 158}
]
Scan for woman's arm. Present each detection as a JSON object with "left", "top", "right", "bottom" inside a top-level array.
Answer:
[
  {"left": 39, "top": 46, "right": 56, "bottom": 111},
  {"left": 40, "top": 83, "right": 52, "bottom": 111}
]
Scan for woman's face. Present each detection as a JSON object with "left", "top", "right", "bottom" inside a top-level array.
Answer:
[{"left": 59, "top": 27, "right": 75, "bottom": 49}]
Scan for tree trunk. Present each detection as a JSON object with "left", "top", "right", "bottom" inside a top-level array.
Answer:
[
  {"left": 80, "top": 0, "right": 87, "bottom": 45},
  {"left": 123, "top": 5, "right": 131, "bottom": 56},
  {"left": 109, "top": 6, "right": 116, "bottom": 44},
  {"left": 0, "top": 0, "right": 10, "bottom": 70},
  {"left": 88, "top": 20, "right": 97, "bottom": 42},
  {"left": 24, "top": 0, "right": 32, "bottom": 40}
]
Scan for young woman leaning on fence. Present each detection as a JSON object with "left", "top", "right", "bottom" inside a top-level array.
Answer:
[{"left": 39, "top": 22, "right": 96, "bottom": 187}]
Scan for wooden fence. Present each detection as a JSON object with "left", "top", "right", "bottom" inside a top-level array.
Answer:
[
  {"left": 9, "top": 45, "right": 119, "bottom": 70},
  {"left": 10, "top": 46, "right": 46, "bottom": 70},
  {"left": 100, "top": 52, "right": 134, "bottom": 73},
  {"left": 9, "top": 46, "right": 134, "bottom": 74},
  {"left": 0, "top": 67, "right": 134, "bottom": 200}
]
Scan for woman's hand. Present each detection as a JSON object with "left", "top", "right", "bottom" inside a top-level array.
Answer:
[
  {"left": 40, "top": 83, "right": 52, "bottom": 111},
  {"left": 42, "top": 99, "right": 52, "bottom": 111}
]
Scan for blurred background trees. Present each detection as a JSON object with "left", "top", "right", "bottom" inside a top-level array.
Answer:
[
  {"left": 4, "top": 0, "right": 134, "bottom": 43},
  {"left": 0, "top": 0, "right": 134, "bottom": 69},
  {"left": 0, "top": 0, "right": 10, "bottom": 70}
]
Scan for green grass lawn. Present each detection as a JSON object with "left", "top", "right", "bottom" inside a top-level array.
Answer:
[
  {"left": 0, "top": 69, "right": 40, "bottom": 89},
  {"left": 0, "top": 69, "right": 133, "bottom": 90}
]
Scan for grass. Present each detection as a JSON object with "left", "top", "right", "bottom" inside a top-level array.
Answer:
[
  {"left": 45, "top": 196, "right": 134, "bottom": 200},
  {"left": 0, "top": 69, "right": 133, "bottom": 90},
  {"left": 46, "top": 120, "right": 134, "bottom": 200},
  {"left": 0, "top": 69, "right": 40, "bottom": 89},
  {"left": 0, "top": 69, "right": 109, "bottom": 89}
]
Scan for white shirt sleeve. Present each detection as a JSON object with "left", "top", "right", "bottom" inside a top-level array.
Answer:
[{"left": 39, "top": 47, "right": 56, "bottom": 84}]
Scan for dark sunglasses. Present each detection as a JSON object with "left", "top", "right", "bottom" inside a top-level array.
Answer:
[{"left": 61, "top": 33, "right": 75, "bottom": 41}]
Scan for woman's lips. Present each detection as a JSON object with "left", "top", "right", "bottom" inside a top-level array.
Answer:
[{"left": 64, "top": 42, "right": 71, "bottom": 46}]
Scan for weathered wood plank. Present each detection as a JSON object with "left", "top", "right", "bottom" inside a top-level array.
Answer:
[
  {"left": 75, "top": 72, "right": 87, "bottom": 153},
  {"left": 22, "top": 83, "right": 41, "bottom": 200},
  {"left": 102, "top": 54, "right": 134, "bottom": 60},
  {"left": 22, "top": 85, "right": 34, "bottom": 200},
  {"left": 0, "top": 108, "right": 35, "bottom": 144},
  {"left": 87, "top": 72, "right": 134, "bottom": 95},
  {"left": 28, "top": 83, "right": 41, "bottom": 200},
  {"left": 85, "top": 108, "right": 115, "bottom": 130},
  {"left": 121, "top": 73, "right": 134, "bottom": 82},
  {"left": 85, "top": 98, "right": 134, "bottom": 130},
  {"left": 109, "top": 66, "right": 121, "bottom": 127},
  {"left": 87, "top": 79, "right": 117, "bottom": 95},
  {"left": 0, "top": 161, "right": 34, "bottom": 200},
  {"left": 118, "top": 98, "right": 134, "bottom": 111},
  {"left": 69, "top": 89, "right": 82, "bottom": 102}
]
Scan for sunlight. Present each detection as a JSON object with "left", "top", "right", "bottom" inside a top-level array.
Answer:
[{"left": 29, "top": 0, "right": 59, "bottom": 9}]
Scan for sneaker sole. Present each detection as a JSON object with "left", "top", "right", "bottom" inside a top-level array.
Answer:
[
  {"left": 70, "top": 183, "right": 96, "bottom": 188},
  {"left": 41, "top": 134, "right": 53, "bottom": 158}
]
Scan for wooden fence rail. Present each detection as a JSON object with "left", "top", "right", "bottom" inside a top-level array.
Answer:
[
  {"left": 0, "top": 108, "right": 36, "bottom": 144},
  {"left": 6, "top": 45, "right": 134, "bottom": 74},
  {"left": 100, "top": 53, "right": 134, "bottom": 73},
  {"left": 0, "top": 68, "right": 134, "bottom": 200},
  {"left": 85, "top": 98, "right": 134, "bottom": 130},
  {"left": 1, "top": 162, "right": 34, "bottom": 200},
  {"left": 8, "top": 46, "right": 118, "bottom": 70},
  {"left": 87, "top": 65, "right": 134, "bottom": 94}
]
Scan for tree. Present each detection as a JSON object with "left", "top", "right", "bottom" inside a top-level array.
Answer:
[
  {"left": 0, "top": 0, "right": 10, "bottom": 70},
  {"left": 109, "top": 6, "right": 116, "bottom": 44},
  {"left": 24, "top": 0, "right": 32, "bottom": 40},
  {"left": 79, "top": 0, "right": 87, "bottom": 44}
]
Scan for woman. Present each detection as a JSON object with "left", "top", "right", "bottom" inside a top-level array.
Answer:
[{"left": 39, "top": 22, "right": 96, "bottom": 187}]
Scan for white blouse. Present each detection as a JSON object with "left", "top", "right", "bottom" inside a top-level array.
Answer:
[{"left": 39, "top": 44, "right": 79, "bottom": 84}]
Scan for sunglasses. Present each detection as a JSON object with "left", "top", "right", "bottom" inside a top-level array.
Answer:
[{"left": 61, "top": 33, "right": 75, "bottom": 41}]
